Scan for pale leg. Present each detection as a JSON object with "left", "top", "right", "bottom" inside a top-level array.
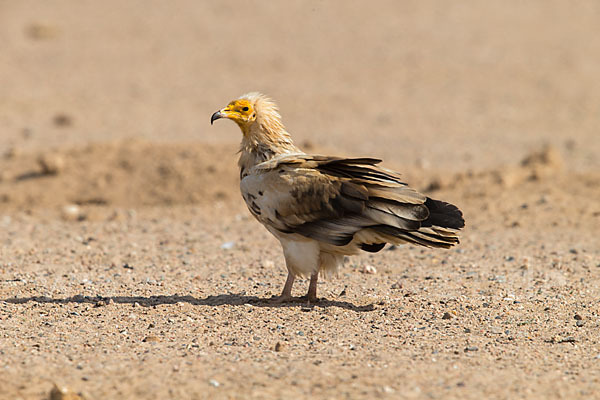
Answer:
[
  {"left": 306, "top": 270, "right": 319, "bottom": 303},
  {"left": 270, "top": 272, "right": 295, "bottom": 303}
]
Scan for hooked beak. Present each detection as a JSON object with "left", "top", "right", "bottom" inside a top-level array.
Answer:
[{"left": 210, "top": 110, "right": 224, "bottom": 125}]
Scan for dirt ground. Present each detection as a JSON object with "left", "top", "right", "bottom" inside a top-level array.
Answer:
[{"left": 1, "top": 1, "right": 599, "bottom": 399}]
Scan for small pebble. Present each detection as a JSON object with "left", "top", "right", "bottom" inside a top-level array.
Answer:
[
  {"left": 464, "top": 346, "right": 479, "bottom": 352},
  {"left": 38, "top": 153, "right": 65, "bottom": 175},
  {"left": 576, "top": 321, "right": 584, "bottom": 327},
  {"left": 361, "top": 264, "right": 377, "bottom": 274},
  {"left": 49, "top": 384, "right": 83, "bottom": 400},
  {"left": 53, "top": 113, "right": 73, "bottom": 127},
  {"left": 442, "top": 312, "right": 454, "bottom": 320},
  {"left": 61, "top": 204, "right": 85, "bottom": 222},
  {"left": 209, "top": 379, "right": 220, "bottom": 387},
  {"left": 391, "top": 282, "right": 403, "bottom": 289},
  {"left": 274, "top": 342, "right": 284, "bottom": 352},
  {"left": 574, "top": 314, "right": 583, "bottom": 320},
  {"left": 220, "top": 241, "right": 235, "bottom": 250},
  {"left": 94, "top": 299, "right": 112, "bottom": 307},
  {"left": 142, "top": 336, "right": 160, "bottom": 343}
]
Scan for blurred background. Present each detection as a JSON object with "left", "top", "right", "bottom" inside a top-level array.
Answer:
[
  {"left": 1, "top": 4, "right": 600, "bottom": 398},
  {"left": 1, "top": 0, "right": 599, "bottom": 185}
]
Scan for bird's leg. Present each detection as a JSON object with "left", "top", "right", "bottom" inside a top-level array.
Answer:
[
  {"left": 306, "top": 270, "right": 319, "bottom": 304},
  {"left": 270, "top": 272, "right": 295, "bottom": 303}
]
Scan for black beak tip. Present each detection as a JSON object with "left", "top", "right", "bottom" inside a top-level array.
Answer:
[{"left": 210, "top": 111, "right": 222, "bottom": 125}]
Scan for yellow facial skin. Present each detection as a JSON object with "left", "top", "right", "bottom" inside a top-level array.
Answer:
[{"left": 211, "top": 99, "right": 257, "bottom": 132}]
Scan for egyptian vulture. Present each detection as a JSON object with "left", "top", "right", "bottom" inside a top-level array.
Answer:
[{"left": 211, "top": 93, "right": 464, "bottom": 303}]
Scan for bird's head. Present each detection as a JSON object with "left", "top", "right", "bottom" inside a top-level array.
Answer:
[
  {"left": 211, "top": 96, "right": 258, "bottom": 132},
  {"left": 211, "top": 92, "right": 286, "bottom": 138}
]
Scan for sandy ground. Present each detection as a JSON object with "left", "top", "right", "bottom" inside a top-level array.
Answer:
[{"left": 1, "top": 1, "right": 600, "bottom": 399}]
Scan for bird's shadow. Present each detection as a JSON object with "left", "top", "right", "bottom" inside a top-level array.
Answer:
[{"left": 1, "top": 293, "right": 376, "bottom": 312}]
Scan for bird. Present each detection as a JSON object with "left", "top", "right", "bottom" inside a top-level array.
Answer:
[{"left": 211, "top": 92, "right": 464, "bottom": 303}]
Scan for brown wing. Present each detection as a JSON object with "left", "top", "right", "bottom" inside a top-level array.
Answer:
[{"left": 241, "top": 154, "right": 463, "bottom": 248}]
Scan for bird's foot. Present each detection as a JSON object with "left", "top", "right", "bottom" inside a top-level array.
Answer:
[
  {"left": 269, "top": 294, "right": 301, "bottom": 304},
  {"left": 299, "top": 294, "right": 322, "bottom": 305}
]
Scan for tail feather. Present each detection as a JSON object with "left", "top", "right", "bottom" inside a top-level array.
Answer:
[
  {"left": 421, "top": 198, "right": 465, "bottom": 230},
  {"left": 371, "top": 225, "right": 459, "bottom": 249},
  {"left": 357, "top": 197, "right": 464, "bottom": 252}
]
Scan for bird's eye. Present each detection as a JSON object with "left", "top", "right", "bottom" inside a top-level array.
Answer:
[{"left": 242, "top": 107, "right": 249, "bottom": 112}]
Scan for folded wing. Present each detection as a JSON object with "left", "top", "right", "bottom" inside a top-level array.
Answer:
[{"left": 241, "top": 154, "right": 464, "bottom": 250}]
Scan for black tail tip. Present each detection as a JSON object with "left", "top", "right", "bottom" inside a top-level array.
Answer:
[{"left": 423, "top": 198, "right": 465, "bottom": 229}]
